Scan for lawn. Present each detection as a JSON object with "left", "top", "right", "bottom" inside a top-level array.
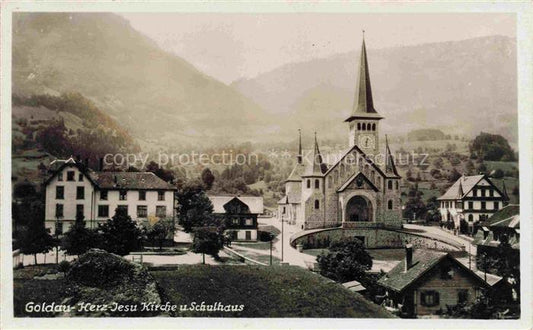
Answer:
[{"left": 151, "top": 265, "right": 394, "bottom": 318}]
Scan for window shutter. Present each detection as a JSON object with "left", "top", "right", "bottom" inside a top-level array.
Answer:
[
  {"left": 434, "top": 291, "right": 440, "bottom": 305},
  {"left": 420, "top": 292, "right": 426, "bottom": 306}
]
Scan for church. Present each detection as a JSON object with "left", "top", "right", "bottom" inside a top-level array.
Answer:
[{"left": 278, "top": 36, "right": 402, "bottom": 230}]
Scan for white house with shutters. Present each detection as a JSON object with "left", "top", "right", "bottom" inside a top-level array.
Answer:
[
  {"left": 44, "top": 159, "right": 176, "bottom": 234},
  {"left": 437, "top": 174, "right": 509, "bottom": 234}
]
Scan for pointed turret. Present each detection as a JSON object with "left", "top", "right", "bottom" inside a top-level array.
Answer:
[
  {"left": 385, "top": 135, "right": 399, "bottom": 177},
  {"left": 345, "top": 32, "right": 383, "bottom": 122},
  {"left": 457, "top": 180, "right": 464, "bottom": 198},
  {"left": 297, "top": 128, "right": 303, "bottom": 164},
  {"left": 304, "top": 132, "right": 327, "bottom": 176}
]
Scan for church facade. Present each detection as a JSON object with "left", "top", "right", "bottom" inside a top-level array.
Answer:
[{"left": 278, "top": 37, "right": 402, "bottom": 230}]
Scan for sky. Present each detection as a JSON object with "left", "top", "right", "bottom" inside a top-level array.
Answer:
[{"left": 119, "top": 13, "right": 515, "bottom": 84}]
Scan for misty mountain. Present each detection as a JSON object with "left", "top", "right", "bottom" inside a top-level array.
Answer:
[
  {"left": 12, "top": 13, "right": 275, "bottom": 148},
  {"left": 232, "top": 36, "right": 517, "bottom": 143}
]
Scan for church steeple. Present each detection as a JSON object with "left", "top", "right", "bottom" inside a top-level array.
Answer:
[
  {"left": 385, "top": 135, "right": 399, "bottom": 177},
  {"left": 304, "top": 132, "right": 327, "bottom": 176},
  {"left": 345, "top": 31, "right": 383, "bottom": 122},
  {"left": 297, "top": 128, "right": 303, "bottom": 164}
]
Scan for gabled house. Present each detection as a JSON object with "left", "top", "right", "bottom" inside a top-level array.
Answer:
[
  {"left": 209, "top": 196, "right": 263, "bottom": 241},
  {"left": 44, "top": 160, "right": 177, "bottom": 234},
  {"left": 437, "top": 174, "right": 509, "bottom": 235},
  {"left": 378, "top": 245, "right": 491, "bottom": 317}
]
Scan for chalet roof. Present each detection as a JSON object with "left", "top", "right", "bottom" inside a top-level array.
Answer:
[
  {"left": 209, "top": 196, "right": 264, "bottom": 214},
  {"left": 379, "top": 250, "right": 491, "bottom": 293},
  {"left": 89, "top": 171, "right": 176, "bottom": 190},
  {"left": 483, "top": 204, "right": 520, "bottom": 228},
  {"left": 437, "top": 175, "right": 485, "bottom": 200},
  {"left": 378, "top": 250, "right": 447, "bottom": 293},
  {"left": 345, "top": 36, "right": 383, "bottom": 122}
]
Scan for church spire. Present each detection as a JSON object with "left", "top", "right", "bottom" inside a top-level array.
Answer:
[
  {"left": 385, "top": 135, "right": 399, "bottom": 176},
  {"left": 345, "top": 32, "right": 383, "bottom": 122},
  {"left": 304, "top": 132, "right": 327, "bottom": 176},
  {"left": 297, "top": 128, "right": 303, "bottom": 164}
]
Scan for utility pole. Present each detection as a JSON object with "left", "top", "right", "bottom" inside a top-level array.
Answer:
[
  {"left": 270, "top": 236, "right": 273, "bottom": 266},
  {"left": 468, "top": 244, "right": 471, "bottom": 270},
  {"left": 281, "top": 214, "right": 284, "bottom": 262}
]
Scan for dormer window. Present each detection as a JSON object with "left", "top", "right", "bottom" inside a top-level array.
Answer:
[{"left": 67, "top": 171, "right": 75, "bottom": 181}]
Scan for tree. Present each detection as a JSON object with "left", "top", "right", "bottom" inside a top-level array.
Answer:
[
  {"left": 99, "top": 207, "right": 143, "bottom": 256},
  {"left": 425, "top": 196, "right": 441, "bottom": 223},
  {"left": 176, "top": 181, "right": 214, "bottom": 232},
  {"left": 61, "top": 212, "right": 99, "bottom": 256},
  {"left": 470, "top": 132, "right": 516, "bottom": 161},
  {"left": 201, "top": 167, "right": 215, "bottom": 190},
  {"left": 316, "top": 238, "right": 373, "bottom": 283},
  {"left": 19, "top": 201, "right": 57, "bottom": 264},
  {"left": 146, "top": 161, "right": 175, "bottom": 183},
  {"left": 191, "top": 227, "right": 225, "bottom": 264},
  {"left": 491, "top": 169, "right": 505, "bottom": 179},
  {"left": 447, "top": 168, "right": 462, "bottom": 182},
  {"left": 403, "top": 184, "right": 427, "bottom": 220},
  {"left": 145, "top": 218, "right": 174, "bottom": 250}
]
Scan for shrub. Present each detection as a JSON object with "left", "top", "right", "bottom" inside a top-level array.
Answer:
[
  {"left": 58, "top": 260, "right": 70, "bottom": 273},
  {"left": 258, "top": 231, "right": 274, "bottom": 242},
  {"left": 67, "top": 249, "right": 137, "bottom": 288}
]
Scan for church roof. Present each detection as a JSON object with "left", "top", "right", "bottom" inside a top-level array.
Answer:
[
  {"left": 345, "top": 35, "right": 383, "bottom": 122},
  {"left": 337, "top": 172, "right": 379, "bottom": 192}
]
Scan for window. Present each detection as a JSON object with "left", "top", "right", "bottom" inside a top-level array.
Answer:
[
  {"left": 56, "top": 186, "right": 64, "bottom": 199},
  {"left": 388, "top": 180, "right": 393, "bottom": 190},
  {"left": 100, "top": 190, "right": 108, "bottom": 200},
  {"left": 58, "top": 173, "right": 63, "bottom": 181},
  {"left": 481, "top": 201, "right": 486, "bottom": 210},
  {"left": 468, "top": 201, "right": 473, "bottom": 209},
  {"left": 282, "top": 207, "right": 286, "bottom": 214},
  {"left": 55, "top": 203, "right": 64, "bottom": 218},
  {"left": 117, "top": 205, "right": 128, "bottom": 214},
  {"left": 67, "top": 171, "right": 75, "bottom": 181},
  {"left": 481, "top": 189, "right": 486, "bottom": 197},
  {"left": 458, "top": 290, "right": 469, "bottom": 304},
  {"left": 55, "top": 222, "right": 63, "bottom": 235},
  {"left": 76, "top": 204, "right": 84, "bottom": 217},
  {"left": 78, "top": 173, "right": 84, "bottom": 181},
  {"left": 473, "top": 189, "right": 477, "bottom": 197},
  {"left": 421, "top": 291, "right": 440, "bottom": 307},
  {"left": 314, "top": 200, "right": 320, "bottom": 210},
  {"left": 158, "top": 191, "right": 165, "bottom": 201},
  {"left": 245, "top": 219, "right": 253, "bottom": 226},
  {"left": 489, "top": 189, "right": 494, "bottom": 197},
  {"left": 494, "top": 201, "right": 499, "bottom": 210},
  {"left": 307, "top": 179, "right": 311, "bottom": 189},
  {"left": 137, "top": 205, "right": 147, "bottom": 218},
  {"left": 372, "top": 123, "right": 376, "bottom": 131},
  {"left": 314, "top": 179, "right": 320, "bottom": 189},
  {"left": 98, "top": 205, "right": 109, "bottom": 217},
  {"left": 156, "top": 206, "right": 167, "bottom": 217},
  {"left": 232, "top": 218, "right": 240, "bottom": 225},
  {"left": 362, "top": 123, "right": 366, "bottom": 130},
  {"left": 395, "top": 181, "right": 399, "bottom": 190},
  {"left": 76, "top": 186, "right": 85, "bottom": 199},
  {"left": 388, "top": 200, "right": 393, "bottom": 210},
  {"left": 468, "top": 214, "right": 474, "bottom": 222},
  {"left": 357, "top": 123, "right": 361, "bottom": 130},
  {"left": 245, "top": 231, "right": 252, "bottom": 240},
  {"left": 119, "top": 190, "right": 127, "bottom": 200},
  {"left": 139, "top": 191, "right": 146, "bottom": 201}
]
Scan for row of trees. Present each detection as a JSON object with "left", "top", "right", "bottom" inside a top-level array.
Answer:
[{"left": 18, "top": 206, "right": 174, "bottom": 264}]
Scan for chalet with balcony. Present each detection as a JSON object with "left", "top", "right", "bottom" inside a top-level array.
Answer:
[
  {"left": 209, "top": 195, "right": 263, "bottom": 241},
  {"left": 437, "top": 174, "right": 509, "bottom": 234}
]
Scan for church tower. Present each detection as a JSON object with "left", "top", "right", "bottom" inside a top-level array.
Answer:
[{"left": 345, "top": 33, "right": 383, "bottom": 156}]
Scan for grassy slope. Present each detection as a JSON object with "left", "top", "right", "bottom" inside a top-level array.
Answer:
[{"left": 151, "top": 265, "right": 394, "bottom": 318}]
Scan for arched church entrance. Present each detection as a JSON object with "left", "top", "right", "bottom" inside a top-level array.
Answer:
[{"left": 345, "top": 195, "right": 373, "bottom": 222}]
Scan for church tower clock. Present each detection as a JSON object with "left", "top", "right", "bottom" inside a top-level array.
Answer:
[{"left": 345, "top": 33, "right": 383, "bottom": 157}]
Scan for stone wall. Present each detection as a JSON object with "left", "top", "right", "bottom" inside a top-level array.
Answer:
[{"left": 291, "top": 227, "right": 463, "bottom": 251}]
